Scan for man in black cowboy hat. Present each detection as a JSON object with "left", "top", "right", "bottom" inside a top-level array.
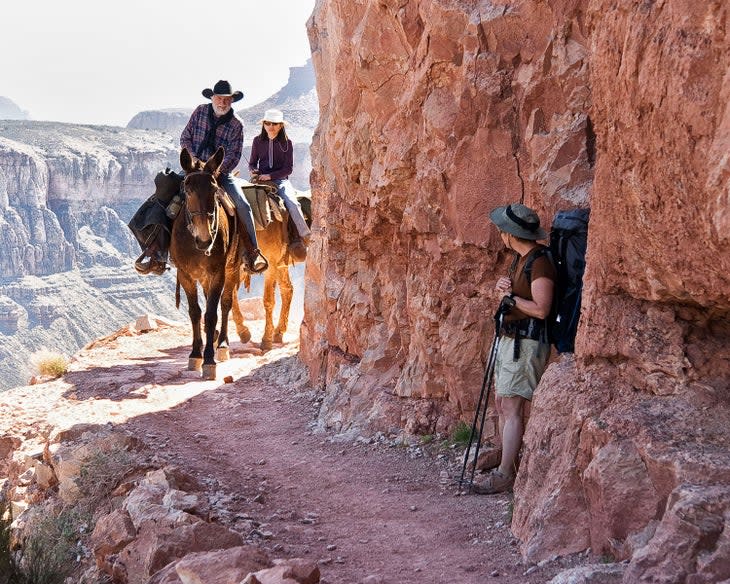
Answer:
[
  {"left": 179, "top": 79, "right": 268, "bottom": 273},
  {"left": 472, "top": 203, "right": 556, "bottom": 495}
]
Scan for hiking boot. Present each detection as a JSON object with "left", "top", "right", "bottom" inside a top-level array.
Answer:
[
  {"left": 287, "top": 237, "right": 307, "bottom": 263},
  {"left": 244, "top": 248, "right": 268, "bottom": 274},
  {"left": 471, "top": 470, "right": 514, "bottom": 495},
  {"left": 467, "top": 447, "right": 502, "bottom": 473}
]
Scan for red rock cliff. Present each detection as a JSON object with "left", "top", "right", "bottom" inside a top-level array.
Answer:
[{"left": 303, "top": 0, "right": 729, "bottom": 579}]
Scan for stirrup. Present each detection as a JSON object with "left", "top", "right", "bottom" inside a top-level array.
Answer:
[
  {"left": 135, "top": 251, "right": 152, "bottom": 274},
  {"left": 245, "top": 249, "right": 268, "bottom": 274},
  {"left": 135, "top": 251, "right": 167, "bottom": 275}
]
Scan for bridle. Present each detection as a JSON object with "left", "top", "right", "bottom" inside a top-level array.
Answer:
[{"left": 183, "top": 171, "right": 222, "bottom": 256}]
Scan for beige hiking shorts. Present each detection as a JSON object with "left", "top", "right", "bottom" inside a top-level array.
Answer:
[{"left": 494, "top": 337, "right": 550, "bottom": 401}]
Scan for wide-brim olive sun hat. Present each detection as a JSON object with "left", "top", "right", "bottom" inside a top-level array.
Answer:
[
  {"left": 202, "top": 80, "right": 244, "bottom": 102},
  {"left": 489, "top": 203, "right": 548, "bottom": 240}
]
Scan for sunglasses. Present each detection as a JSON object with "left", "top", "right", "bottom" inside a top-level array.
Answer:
[{"left": 263, "top": 121, "right": 281, "bottom": 127}]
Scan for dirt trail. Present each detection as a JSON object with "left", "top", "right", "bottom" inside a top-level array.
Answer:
[{"left": 2, "top": 319, "right": 588, "bottom": 583}]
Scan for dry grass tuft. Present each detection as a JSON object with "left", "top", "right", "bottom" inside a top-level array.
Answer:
[{"left": 29, "top": 349, "right": 69, "bottom": 378}]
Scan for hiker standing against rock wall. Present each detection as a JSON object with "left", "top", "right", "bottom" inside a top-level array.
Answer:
[
  {"left": 248, "top": 108, "right": 311, "bottom": 261},
  {"left": 472, "top": 203, "right": 556, "bottom": 495},
  {"left": 180, "top": 80, "right": 268, "bottom": 273}
]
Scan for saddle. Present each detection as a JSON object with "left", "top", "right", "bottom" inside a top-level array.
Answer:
[{"left": 245, "top": 181, "right": 284, "bottom": 231}]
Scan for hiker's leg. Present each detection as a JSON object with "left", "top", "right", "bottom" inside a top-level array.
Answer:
[
  {"left": 497, "top": 395, "right": 526, "bottom": 477},
  {"left": 274, "top": 179, "right": 311, "bottom": 239}
]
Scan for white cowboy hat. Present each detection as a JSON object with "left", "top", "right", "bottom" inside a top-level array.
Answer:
[{"left": 260, "top": 108, "right": 285, "bottom": 124}]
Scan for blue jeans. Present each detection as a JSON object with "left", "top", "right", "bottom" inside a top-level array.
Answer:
[
  {"left": 219, "top": 173, "right": 260, "bottom": 249},
  {"left": 272, "top": 179, "right": 311, "bottom": 239}
]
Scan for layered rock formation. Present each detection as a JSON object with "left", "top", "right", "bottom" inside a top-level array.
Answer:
[
  {"left": 302, "top": 0, "right": 729, "bottom": 580},
  {"left": 126, "top": 109, "right": 192, "bottom": 134},
  {"left": 0, "top": 121, "right": 179, "bottom": 276},
  {"left": 0, "top": 121, "right": 182, "bottom": 390}
]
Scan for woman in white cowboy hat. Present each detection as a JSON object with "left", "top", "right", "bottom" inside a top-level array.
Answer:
[
  {"left": 248, "top": 108, "right": 311, "bottom": 260},
  {"left": 472, "top": 203, "right": 556, "bottom": 495}
]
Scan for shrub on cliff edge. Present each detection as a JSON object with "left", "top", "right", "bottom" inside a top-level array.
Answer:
[{"left": 29, "top": 349, "right": 68, "bottom": 379}]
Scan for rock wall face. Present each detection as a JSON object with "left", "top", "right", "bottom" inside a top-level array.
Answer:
[
  {"left": 303, "top": 0, "right": 593, "bottom": 433},
  {"left": 512, "top": 1, "right": 730, "bottom": 579},
  {"left": 303, "top": 0, "right": 729, "bottom": 578}
]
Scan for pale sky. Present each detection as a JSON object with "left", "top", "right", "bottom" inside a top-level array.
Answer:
[{"left": 1, "top": 0, "right": 316, "bottom": 127}]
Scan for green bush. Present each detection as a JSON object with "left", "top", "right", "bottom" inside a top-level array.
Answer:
[{"left": 449, "top": 421, "right": 472, "bottom": 448}]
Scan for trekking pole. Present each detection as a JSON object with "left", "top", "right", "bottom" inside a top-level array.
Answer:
[
  {"left": 458, "top": 325, "right": 500, "bottom": 490},
  {"left": 458, "top": 301, "right": 510, "bottom": 491}
]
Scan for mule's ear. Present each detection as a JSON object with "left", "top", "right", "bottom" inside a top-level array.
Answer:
[
  {"left": 204, "top": 146, "right": 225, "bottom": 175},
  {"left": 180, "top": 148, "right": 195, "bottom": 173}
]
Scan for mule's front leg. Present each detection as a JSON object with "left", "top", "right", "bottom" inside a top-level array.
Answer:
[
  {"left": 216, "top": 278, "right": 235, "bottom": 362},
  {"left": 180, "top": 275, "right": 203, "bottom": 371},
  {"left": 202, "top": 286, "right": 223, "bottom": 380}
]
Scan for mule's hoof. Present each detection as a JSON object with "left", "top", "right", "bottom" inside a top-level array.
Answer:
[
  {"left": 260, "top": 339, "right": 273, "bottom": 352},
  {"left": 216, "top": 346, "right": 230, "bottom": 361},
  {"left": 188, "top": 358, "right": 203, "bottom": 371},
  {"left": 273, "top": 332, "right": 283, "bottom": 344},
  {"left": 238, "top": 328, "right": 252, "bottom": 344},
  {"left": 202, "top": 364, "right": 216, "bottom": 380}
]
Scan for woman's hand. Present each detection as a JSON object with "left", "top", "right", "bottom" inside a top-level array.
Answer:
[{"left": 495, "top": 276, "right": 512, "bottom": 297}]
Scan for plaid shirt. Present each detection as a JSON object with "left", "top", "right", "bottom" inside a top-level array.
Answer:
[{"left": 180, "top": 104, "right": 243, "bottom": 174}]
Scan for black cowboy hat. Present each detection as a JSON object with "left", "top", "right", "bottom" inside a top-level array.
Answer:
[{"left": 202, "top": 80, "right": 243, "bottom": 102}]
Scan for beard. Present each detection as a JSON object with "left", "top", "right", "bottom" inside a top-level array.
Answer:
[{"left": 213, "top": 103, "right": 231, "bottom": 117}]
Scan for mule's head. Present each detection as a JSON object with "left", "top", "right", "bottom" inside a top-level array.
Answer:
[{"left": 180, "top": 147, "right": 225, "bottom": 251}]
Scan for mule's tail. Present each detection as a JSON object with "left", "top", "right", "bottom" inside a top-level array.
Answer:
[{"left": 175, "top": 275, "right": 181, "bottom": 309}]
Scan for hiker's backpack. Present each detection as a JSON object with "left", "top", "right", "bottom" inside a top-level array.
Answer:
[
  {"left": 549, "top": 208, "right": 589, "bottom": 352},
  {"left": 524, "top": 208, "right": 590, "bottom": 353}
]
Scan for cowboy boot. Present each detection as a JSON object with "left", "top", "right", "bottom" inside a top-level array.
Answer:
[{"left": 286, "top": 216, "right": 308, "bottom": 262}]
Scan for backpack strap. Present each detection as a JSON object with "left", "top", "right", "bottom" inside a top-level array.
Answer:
[{"left": 523, "top": 245, "right": 552, "bottom": 285}]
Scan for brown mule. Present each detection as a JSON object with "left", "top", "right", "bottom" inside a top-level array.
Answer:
[
  {"left": 244, "top": 195, "right": 297, "bottom": 351},
  {"left": 169, "top": 147, "right": 250, "bottom": 380},
  {"left": 238, "top": 180, "right": 312, "bottom": 351}
]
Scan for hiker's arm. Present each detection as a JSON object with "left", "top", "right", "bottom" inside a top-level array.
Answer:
[{"left": 513, "top": 277, "right": 554, "bottom": 319}]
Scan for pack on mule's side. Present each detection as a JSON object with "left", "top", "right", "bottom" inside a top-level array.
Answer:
[{"left": 524, "top": 207, "right": 590, "bottom": 353}]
